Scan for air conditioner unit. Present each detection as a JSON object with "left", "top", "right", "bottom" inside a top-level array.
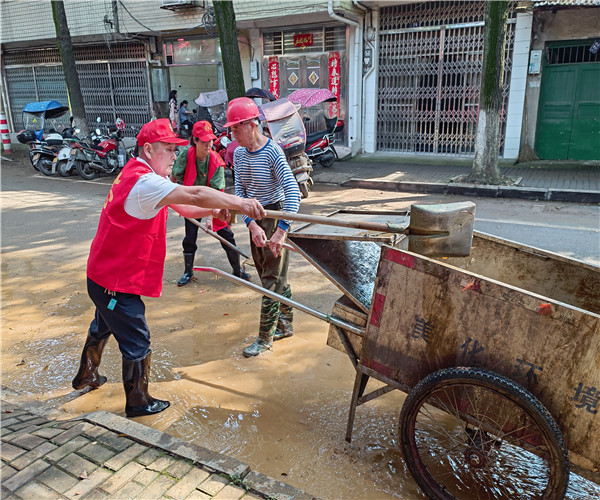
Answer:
[{"left": 160, "top": 0, "right": 205, "bottom": 11}]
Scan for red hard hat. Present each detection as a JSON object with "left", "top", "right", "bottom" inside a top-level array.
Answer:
[{"left": 224, "top": 97, "right": 260, "bottom": 127}]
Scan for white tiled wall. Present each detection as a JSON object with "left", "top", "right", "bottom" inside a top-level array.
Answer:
[
  {"left": 503, "top": 12, "right": 533, "bottom": 159},
  {"left": 362, "top": 9, "right": 379, "bottom": 153}
]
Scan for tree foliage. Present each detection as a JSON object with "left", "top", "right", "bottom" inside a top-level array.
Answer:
[
  {"left": 51, "top": 0, "right": 90, "bottom": 138},
  {"left": 212, "top": 1, "right": 245, "bottom": 100},
  {"left": 467, "top": 0, "right": 510, "bottom": 184}
]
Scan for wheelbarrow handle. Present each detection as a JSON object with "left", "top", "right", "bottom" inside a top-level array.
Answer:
[
  {"left": 194, "top": 267, "right": 366, "bottom": 336},
  {"left": 264, "top": 210, "right": 408, "bottom": 234}
]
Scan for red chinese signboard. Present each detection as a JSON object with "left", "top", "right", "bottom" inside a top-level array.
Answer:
[
  {"left": 328, "top": 51, "right": 340, "bottom": 117},
  {"left": 268, "top": 56, "right": 279, "bottom": 98},
  {"left": 293, "top": 34, "right": 314, "bottom": 48}
]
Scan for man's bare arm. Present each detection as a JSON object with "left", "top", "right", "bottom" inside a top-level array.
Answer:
[{"left": 160, "top": 185, "right": 265, "bottom": 220}]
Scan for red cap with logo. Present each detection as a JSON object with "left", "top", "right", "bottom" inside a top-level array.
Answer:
[
  {"left": 192, "top": 121, "right": 217, "bottom": 142},
  {"left": 136, "top": 118, "right": 189, "bottom": 146}
]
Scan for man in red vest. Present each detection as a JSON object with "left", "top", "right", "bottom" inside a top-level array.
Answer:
[
  {"left": 171, "top": 120, "right": 250, "bottom": 286},
  {"left": 72, "top": 119, "right": 265, "bottom": 417}
]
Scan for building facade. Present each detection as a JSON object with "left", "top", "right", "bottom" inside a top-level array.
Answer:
[{"left": 1, "top": 0, "right": 599, "bottom": 160}]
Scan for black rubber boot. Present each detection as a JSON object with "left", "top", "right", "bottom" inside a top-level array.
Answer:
[
  {"left": 243, "top": 296, "right": 278, "bottom": 357},
  {"left": 122, "top": 351, "right": 170, "bottom": 417},
  {"left": 274, "top": 285, "right": 294, "bottom": 341},
  {"left": 177, "top": 252, "right": 195, "bottom": 286},
  {"left": 72, "top": 336, "right": 108, "bottom": 390},
  {"left": 234, "top": 270, "right": 251, "bottom": 281}
]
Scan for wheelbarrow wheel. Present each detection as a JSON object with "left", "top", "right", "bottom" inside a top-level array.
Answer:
[{"left": 399, "top": 367, "right": 569, "bottom": 500}]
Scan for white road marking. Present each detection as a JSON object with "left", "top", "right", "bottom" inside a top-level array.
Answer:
[{"left": 476, "top": 217, "right": 600, "bottom": 232}]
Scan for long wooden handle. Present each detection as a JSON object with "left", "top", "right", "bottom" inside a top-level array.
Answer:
[
  {"left": 264, "top": 210, "right": 408, "bottom": 234},
  {"left": 185, "top": 216, "right": 251, "bottom": 259}
]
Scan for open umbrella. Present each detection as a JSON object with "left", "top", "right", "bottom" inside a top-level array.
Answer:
[{"left": 288, "top": 88, "right": 337, "bottom": 108}]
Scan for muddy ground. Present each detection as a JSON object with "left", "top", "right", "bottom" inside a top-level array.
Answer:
[{"left": 2, "top": 151, "right": 599, "bottom": 499}]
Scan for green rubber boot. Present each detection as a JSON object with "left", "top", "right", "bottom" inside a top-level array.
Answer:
[
  {"left": 274, "top": 285, "right": 293, "bottom": 341},
  {"left": 243, "top": 296, "right": 278, "bottom": 357}
]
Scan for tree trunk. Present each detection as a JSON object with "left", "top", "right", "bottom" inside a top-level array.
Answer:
[
  {"left": 212, "top": 1, "right": 245, "bottom": 100},
  {"left": 467, "top": 0, "right": 510, "bottom": 184},
  {"left": 51, "top": 0, "right": 90, "bottom": 139}
]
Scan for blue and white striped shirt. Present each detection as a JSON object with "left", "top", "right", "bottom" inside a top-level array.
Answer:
[{"left": 233, "top": 139, "right": 301, "bottom": 231}]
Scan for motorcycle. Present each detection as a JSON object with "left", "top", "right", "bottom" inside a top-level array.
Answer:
[
  {"left": 70, "top": 117, "right": 127, "bottom": 180},
  {"left": 16, "top": 100, "right": 70, "bottom": 172},
  {"left": 288, "top": 88, "right": 345, "bottom": 168},
  {"left": 260, "top": 98, "right": 314, "bottom": 199}
]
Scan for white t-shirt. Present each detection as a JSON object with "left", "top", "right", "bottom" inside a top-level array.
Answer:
[{"left": 123, "top": 158, "right": 178, "bottom": 219}]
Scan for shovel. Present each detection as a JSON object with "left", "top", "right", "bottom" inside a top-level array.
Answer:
[{"left": 263, "top": 201, "right": 476, "bottom": 257}]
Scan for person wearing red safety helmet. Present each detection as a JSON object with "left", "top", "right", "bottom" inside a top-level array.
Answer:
[
  {"left": 225, "top": 97, "right": 301, "bottom": 358},
  {"left": 72, "top": 118, "right": 265, "bottom": 418}
]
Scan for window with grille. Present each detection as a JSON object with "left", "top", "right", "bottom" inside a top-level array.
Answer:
[
  {"left": 547, "top": 41, "right": 600, "bottom": 65},
  {"left": 264, "top": 26, "right": 345, "bottom": 56}
]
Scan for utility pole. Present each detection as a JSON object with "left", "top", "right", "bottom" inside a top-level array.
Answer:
[
  {"left": 51, "top": 0, "right": 90, "bottom": 139},
  {"left": 212, "top": 1, "right": 245, "bottom": 100},
  {"left": 467, "top": 0, "right": 510, "bottom": 185}
]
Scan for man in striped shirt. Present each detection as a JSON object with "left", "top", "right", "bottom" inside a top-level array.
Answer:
[{"left": 225, "top": 97, "right": 302, "bottom": 357}]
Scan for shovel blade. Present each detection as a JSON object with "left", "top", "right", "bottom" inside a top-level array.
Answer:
[{"left": 407, "top": 201, "right": 475, "bottom": 257}]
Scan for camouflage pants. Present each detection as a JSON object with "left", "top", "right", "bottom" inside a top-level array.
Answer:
[{"left": 250, "top": 208, "right": 292, "bottom": 340}]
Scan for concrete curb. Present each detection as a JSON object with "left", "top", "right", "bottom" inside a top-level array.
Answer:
[
  {"left": 79, "top": 411, "right": 316, "bottom": 500},
  {"left": 340, "top": 178, "right": 600, "bottom": 203}
]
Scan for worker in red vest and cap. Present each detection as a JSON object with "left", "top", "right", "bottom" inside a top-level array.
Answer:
[
  {"left": 72, "top": 118, "right": 265, "bottom": 418},
  {"left": 171, "top": 120, "right": 250, "bottom": 286}
]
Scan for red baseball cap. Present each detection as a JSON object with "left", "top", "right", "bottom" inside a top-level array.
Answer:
[
  {"left": 136, "top": 119, "right": 189, "bottom": 146},
  {"left": 192, "top": 121, "right": 217, "bottom": 142}
]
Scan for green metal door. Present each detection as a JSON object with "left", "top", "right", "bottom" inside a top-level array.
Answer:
[
  {"left": 570, "top": 64, "right": 600, "bottom": 160},
  {"left": 536, "top": 42, "right": 600, "bottom": 161}
]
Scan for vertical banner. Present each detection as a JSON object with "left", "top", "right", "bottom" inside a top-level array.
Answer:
[
  {"left": 328, "top": 51, "right": 340, "bottom": 117},
  {"left": 268, "top": 56, "right": 279, "bottom": 98}
]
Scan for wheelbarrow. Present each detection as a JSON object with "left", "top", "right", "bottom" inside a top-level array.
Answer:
[{"left": 196, "top": 202, "right": 600, "bottom": 498}]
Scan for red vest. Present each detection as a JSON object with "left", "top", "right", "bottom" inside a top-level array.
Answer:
[
  {"left": 87, "top": 159, "right": 168, "bottom": 297},
  {"left": 183, "top": 148, "right": 227, "bottom": 231}
]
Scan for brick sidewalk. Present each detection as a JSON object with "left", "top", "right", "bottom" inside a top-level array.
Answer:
[{"left": 1, "top": 400, "right": 314, "bottom": 500}]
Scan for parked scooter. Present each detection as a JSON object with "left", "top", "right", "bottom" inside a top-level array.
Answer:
[
  {"left": 260, "top": 98, "right": 313, "bottom": 198},
  {"left": 54, "top": 117, "right": 83, "bottom": 177},
  {"left": 288, "top": 88, "right": 345, "bottom": 168},
  {"left": 70, "top": 117, "right": 127, "bottom": 180},
  {"left": 179, "top": 109, "right": 199, "bottom": 139},
  {"left": 16, "top": 100, "right": 70, "bottom": 172},
  {"left": 30, "top": 134, "right": 63, "bottom": 176},
  {"left": 194, "top": 90, "right": 230, "bottom": 164}
]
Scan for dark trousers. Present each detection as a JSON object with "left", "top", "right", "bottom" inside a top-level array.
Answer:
[
  {"left": 182, "top": 218, "right": 242, "bottom": 275},
  {"left": 250, "top": 203, "right": 289, "bottom": 294},
  {"left": 87, "top": 278, "right": 150, "bottom": 361}
]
